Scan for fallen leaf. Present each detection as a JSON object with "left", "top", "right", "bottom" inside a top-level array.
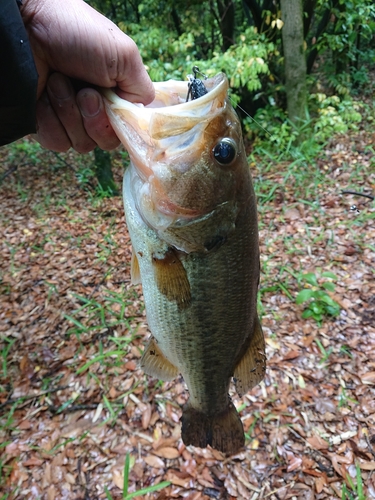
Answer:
[
  {"left": 284, "top": 208, "right": 301, "bottom": 220},
  {"left": 286, "top": 451, "right": 302, "bottom": 472},
  {"left": 18, "top": 420, "right": 33, "bottom": 430},
  {"left": 124, "top": 360, "right": 137, "bottom": 371},
  {"left": 165, "top": 470, "right": 193, "bottom": 488},
  {"left": 112, "top": 469, "right": 123, "bottom": 489},
  {"left": 315, "top": 475, "right": 326, "bottom": 493},
  {"left": 283, "top": 350, "right": 300, "bottom": 360},
  {"left": 307, "top": 435, "right": 329, "bottom": 450},
  {"left": 142, "top": 403, "right": 152, "bottom": 429},
  {"left": 358, "top": 461, "right": 375, "bottom": 471},
  {"left": 144, "top": 455, "right": 165, "bottom": 469},
  {"left": 153, "top": 447, "right": 180, "bottom": 459},
  {"left": 315, "top": 398, "right": 336, "bottom": 414},
  {"left": 361, "top": 371, "right": 375, "bottom": 385},
  {"left": 23, "top": 457, "right": 44, "bottom": 467}
]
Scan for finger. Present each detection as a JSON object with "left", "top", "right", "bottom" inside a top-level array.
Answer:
[
  {"left": 34, "top": 90, "right": 72, "bottom": 152},
  {"left": 113, "top": 38, "right": 155, "bottom": 105},
  {"left": 77, "top": 89, "right": 120, "bottom": 151},
  {"left": 47, "top": 73, "right": 96, "bottom": 153}
]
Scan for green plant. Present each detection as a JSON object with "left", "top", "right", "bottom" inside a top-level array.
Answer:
[
  {"left": 247, "top": 92, "right": 364, "bottom": 156},
  {"left": 75, "top": 164, "right": 95, "bottom": 188},
  {"left": 5, "top": 138, "right": 44, "bottom": 166},
  {"left": 1, "top": 337, "right": 16, "bottom": 378},
  {"left": 338, "top": 387, "right": 358, "bottom": 409},
  {"left": 310, "top": 93, "right": 363, "bottom": 142},
  {"left": 104, "top": 453, "right": 170, "bottom": 499},
  {"left": 341, "top": 461, "right": 366, "bottom": 500},
  {"left": 315, "top": 338, "right": 333, "bottom": 364},
  {"left": 296, "top": 272, "right": 340, "bottom": 325},
  {"left": 0, "top": 453, "right": 17, "bottom": 499}
]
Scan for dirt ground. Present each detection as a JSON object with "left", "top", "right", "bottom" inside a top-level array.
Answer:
[{"left": 0, "top": 132, "right": 374, "bottom": 499}]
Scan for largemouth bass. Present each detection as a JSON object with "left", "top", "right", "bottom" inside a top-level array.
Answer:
[{"left": 102, "top": 72, "right": 266, "bottom": 455}]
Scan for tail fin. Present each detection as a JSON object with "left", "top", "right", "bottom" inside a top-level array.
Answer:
[{"left": 180, "top": 402, "right": 244, "bottom": 455}]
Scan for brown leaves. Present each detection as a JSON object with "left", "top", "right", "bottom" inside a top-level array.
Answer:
[{"left": 1, "top": 139, "right": 374, "bottom": 499}]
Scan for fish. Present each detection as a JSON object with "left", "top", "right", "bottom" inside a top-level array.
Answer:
[{"left": 102, "top": 71, "right": 266, "bottom": 455}]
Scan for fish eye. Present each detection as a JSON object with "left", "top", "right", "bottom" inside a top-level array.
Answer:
[{"left": 213, "top": 138, "right": 237, "bottom": 165}]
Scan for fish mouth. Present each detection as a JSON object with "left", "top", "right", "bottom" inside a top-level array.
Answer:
[{"left": 102, "top": 73, "right": 231, "bottom": 223}]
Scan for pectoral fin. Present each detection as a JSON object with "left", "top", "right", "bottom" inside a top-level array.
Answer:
[
  {"left": 131, "top": 249, "right": 141, "bottom": 285},
  {"left": 233, "top": 315, "right": 266, "bottom": 397},
  {"left": 140, "top": 337, "right": 179, "bottom": 381},
  {"left": 152, "top": 248, "right": 191, "bottom": 308}
]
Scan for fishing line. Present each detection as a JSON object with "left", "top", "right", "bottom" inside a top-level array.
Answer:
[
  {"left": 186, "top": 66, "right": 274, "bottom": 140},
  {"left": 230, "top": 99, "right": 274, "bottom": 140},
  {"left": 185, "top": 67, "right": 373, "bottom": 215}
]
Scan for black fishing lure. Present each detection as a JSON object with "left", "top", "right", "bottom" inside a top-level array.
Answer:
[{"left": 186, "top": 66, "right": 208, "bottom": 102}]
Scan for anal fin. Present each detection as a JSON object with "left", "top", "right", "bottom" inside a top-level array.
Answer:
[
  {"left": 152, "top": 248, "right": 191, "bottom": 309},
  {"left": 233, "top": 315, "right": 266, "bottom": 397},
  {"left": 140, "top": 336, "right": 179, "bottom": 381}
]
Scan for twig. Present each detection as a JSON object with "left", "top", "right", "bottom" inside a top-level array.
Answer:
[
  {"left": 0, "top": 151, "right": 41, "bottom": 182},
  {"left": 47, "top": 403, "right": 99, "bottom": 415},
  {"left": 0, "top": 165, "right": 19, "bottom": 182},
  {"left": 0, "top": 385, "right": 70, "bottom": 410},
  {"left": 53, "top": 152, "right": 98, "bottom": 192},
  {"left": 365, "top": 433, "right": 375, "bottom": 460},
  {"left": 77, "top": 457, "right": 92, "bottom": 500},
  {"left": 342, "top": 190, "right": 374, "bottom": 201},
  {"left": 264, "top": 481, "right": 295, "bottom": 498},
  {"left": 53, "top": 152, "right": 77, "bottom": 172},
  {"left": 288, "top": 426, "right": 307, "bottom": 442},
  {"left": 87, "top": 266, "right": 115, "bottom": 299}
]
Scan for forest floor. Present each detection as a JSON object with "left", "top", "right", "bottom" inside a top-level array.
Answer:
[{"left": 0, "top": 127, "right": 374, "bottom": 500}]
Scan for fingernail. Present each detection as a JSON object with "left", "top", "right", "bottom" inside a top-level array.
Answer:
[
  {"left": 48, "top": 75, "right": 71, "bottom": 99},
  {"left": 78, "top": 92, "right": 101, "bottom": 117}
]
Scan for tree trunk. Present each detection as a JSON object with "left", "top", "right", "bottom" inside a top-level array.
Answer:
[
  {"left": 93, "top": 148, "right": 119, "bottom": 196},
  {"left": 280, "top": 0, "right": 307, "bottom": 129},
  {"left": 216, "top": 0, "right": 235, "bottom": 51}
]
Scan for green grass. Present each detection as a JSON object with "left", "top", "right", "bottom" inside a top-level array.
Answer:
[
  {"left": 64, "top": 288, "right": 141, "bottom": 341},
  {"left": 314, "top": 339, "right": 333, "bottom": 365},
  {"left": 104, "top": 453, "right": 171, "bottom": 499},
  {"left": 61, "top": 287, "right": 146, "bottom": 423},
  {"left": 341, "top": 461, "right": 366, "bottom": 500},
  {"left": 1, "top": 338, "right": 16, "bottom": 379}
]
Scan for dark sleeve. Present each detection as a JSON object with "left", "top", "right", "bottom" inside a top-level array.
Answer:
[{"left": 0, "top": 0, "right": 38, "bottom": 146}]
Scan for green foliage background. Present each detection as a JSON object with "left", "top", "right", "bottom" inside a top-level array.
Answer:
[{"left": 86, "top": 0, "right": 375, "bottom": 148}]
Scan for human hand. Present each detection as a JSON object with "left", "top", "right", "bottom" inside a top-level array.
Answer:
[{"left": 21, "top": 0, "right": 155, "bottom": 152}]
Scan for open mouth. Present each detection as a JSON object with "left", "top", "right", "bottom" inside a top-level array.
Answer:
[{"left": 102, "top": 73, "right": 229, "bottom": 221}]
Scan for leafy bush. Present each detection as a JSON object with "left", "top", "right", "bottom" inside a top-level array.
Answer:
[
  {"left": 310, "top": 93, "right": 363, "bottom": 141},
  {"left": 313, "top": 0, "right": 375, "bottom": 94},
  {"left": 244, "top": 91, "right": 363, "bottom": 154},
  {"left": 121, "top": 24, "right": 274, "bottom": 96},
  {"left": 296, "top": 272, "right": 341, "bottom": 325}
]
